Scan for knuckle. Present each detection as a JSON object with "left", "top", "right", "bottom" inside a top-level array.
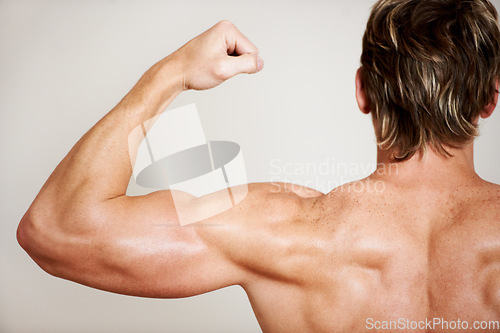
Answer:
[
  {"left": 213, "top": 61, "right": 228, "bottom": 80},
  {"left": 217, "top": 20, "right": 234, "bottom": 29},
  {"left": 246, "top": 55, "right": 259, "bottom": 72},
  {"left": 251, "top": 56, "right": 259, "bottom": 69}
]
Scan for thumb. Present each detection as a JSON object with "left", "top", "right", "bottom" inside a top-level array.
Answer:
[{"left": 223, "top": 53, "right": 263, "bottom": 78}]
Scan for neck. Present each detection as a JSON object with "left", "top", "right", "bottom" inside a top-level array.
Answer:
[{"left": 372, "top": 142, "right": 480, "bottom": 187}]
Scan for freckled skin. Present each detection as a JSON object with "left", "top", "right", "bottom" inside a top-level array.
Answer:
[{"left": 16, "top": 21, "right": 500, "bottom": 333}]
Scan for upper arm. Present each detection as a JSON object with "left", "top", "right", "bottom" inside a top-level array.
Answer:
[{"left": 18, "top": 182, "right": 322, "bottom": 298}]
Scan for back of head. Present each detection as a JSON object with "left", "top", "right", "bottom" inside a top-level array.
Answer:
[{"left": 361, "top": 0, "right": 500, "bottom": 160}]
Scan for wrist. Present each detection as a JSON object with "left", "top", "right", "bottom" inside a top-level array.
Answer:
[
  {"left": 115, "top": 56, "right": 185, "bottom": 123},
  {"left": 154, "top": 54, "right": 186, "bottom": 94}
]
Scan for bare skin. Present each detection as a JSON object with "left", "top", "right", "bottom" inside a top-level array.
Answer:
[{"left": 17, "top": 21, "right": 500, "bottom": 332}]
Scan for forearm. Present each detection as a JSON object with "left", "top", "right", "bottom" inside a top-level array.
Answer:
[{"left": 48, "top": 57, "right": 182, "bottom": 204}]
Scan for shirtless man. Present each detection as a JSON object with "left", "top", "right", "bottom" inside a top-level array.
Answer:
[{"left": 17, "top": 0, "right": 500, "bottom": 331}]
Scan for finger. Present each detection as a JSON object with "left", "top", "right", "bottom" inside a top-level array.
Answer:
[
  {"left": 219, "top": 21, "right": 258, "bottom": 56},
  {"left": 220, "top": 53, "right": 263, "bottom": 79},
  {"left": 232, "top": 28, "right": 258, "bottom": 56}
]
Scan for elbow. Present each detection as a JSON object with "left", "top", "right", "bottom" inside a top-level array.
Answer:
[
  {"left": 17, "top": 204, "right": 62, "bottom": 276},
  {"left": 17, "top": 208, "right": 39, "bottom": 256},
  {"left": 16, "top": 215, "right": 30, "bottom": 254},
  {"left": 17, "top": 200, "right": 103, "bottom": 281}
]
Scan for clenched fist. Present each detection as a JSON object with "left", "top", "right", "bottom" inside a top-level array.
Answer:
[{"left": 167, "top": 20, "right": 264, "bottom": 91}]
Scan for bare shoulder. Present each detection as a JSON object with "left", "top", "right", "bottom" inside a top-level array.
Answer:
[
  {"left": 238, "top": 182, "right": 324, "bottom": 213},
  {"left": 263, "top": 182, "right": 324, "bottom": 198},
  {"left": 194, "top": 182, "right": 326, "bottom": 283},
  {"left": 234, "top": 182, "right": 324, "bottom": 225}
]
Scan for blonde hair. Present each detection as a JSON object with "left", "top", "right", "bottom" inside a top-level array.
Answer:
[{"left": 361, "top": 0, "right": 500, "bottom": 160}]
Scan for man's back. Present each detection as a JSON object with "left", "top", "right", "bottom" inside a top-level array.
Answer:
[{"left": 240, "top": 169, "right": 500, "bottom": 332}]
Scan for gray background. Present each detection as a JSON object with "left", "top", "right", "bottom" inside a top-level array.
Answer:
[{"left": 1, "top": 0, "right": 499, "bottom": 332}]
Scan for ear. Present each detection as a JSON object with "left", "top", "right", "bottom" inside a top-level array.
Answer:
[
  {"left": 356, "top": 67, "right": 371, "bottom": 114},
  {"left": 480, "top": 80, "right": 498, "bottom": 119}
]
